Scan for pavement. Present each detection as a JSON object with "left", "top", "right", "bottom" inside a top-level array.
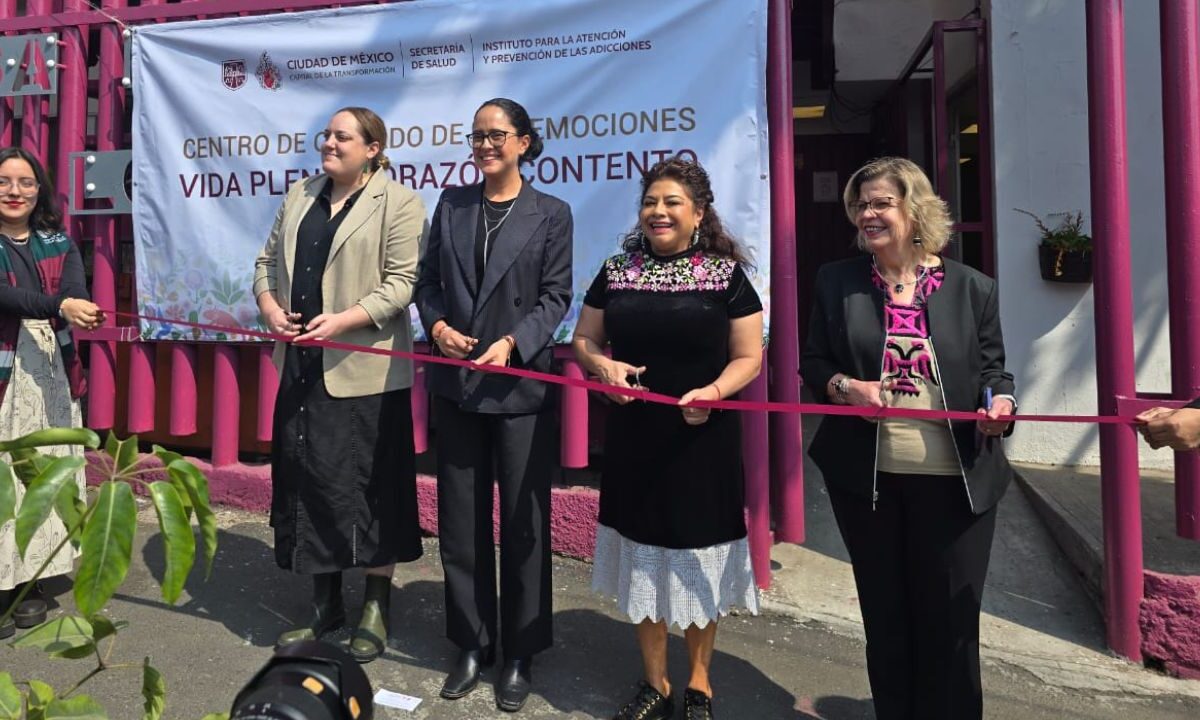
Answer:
[
  {"left": 5, "top": 414, "right": 1200, "bottom": 718},
  {"left": 764, "top": 416, "right": 1200, "bottom": 703},
  {"left": 3, "top": 501, "right": 1200, "bottom": 720}
]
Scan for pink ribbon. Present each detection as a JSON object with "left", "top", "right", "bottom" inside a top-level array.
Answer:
[{"left": 108, "top": 311, "right": 1133, "bottom": 425}]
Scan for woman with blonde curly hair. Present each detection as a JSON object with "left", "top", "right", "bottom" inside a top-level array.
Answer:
[{"left": 801, "top": 157, "right": 1017, "bottom": 719}]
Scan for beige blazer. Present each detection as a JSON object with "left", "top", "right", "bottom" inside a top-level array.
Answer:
[{"left": 252, "top": 170, "right": 426, "bottom": 398}]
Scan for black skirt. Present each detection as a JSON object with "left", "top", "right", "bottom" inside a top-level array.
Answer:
[{"left": 270, "top": 344, "right": 422, "bottom": 573}]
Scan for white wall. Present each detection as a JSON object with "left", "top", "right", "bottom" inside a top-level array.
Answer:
[{"left": 987, "top": 0, "right": 1172, "bottom": 468}]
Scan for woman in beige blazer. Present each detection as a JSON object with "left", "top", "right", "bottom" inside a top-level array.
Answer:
[{"left": 252, "top": 106, "right": 426, "bottom": 663}]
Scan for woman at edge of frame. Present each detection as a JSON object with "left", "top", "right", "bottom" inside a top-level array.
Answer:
[{"left": 0, "top": 146, "right": 103, "bottom": 639}]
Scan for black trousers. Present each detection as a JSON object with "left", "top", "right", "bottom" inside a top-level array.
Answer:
[
  {"left": 827, "top": 472, "right": 999, "bottom": 720},
  {"left": 434, "top": 396, "right": 554, "bottom": 658}
]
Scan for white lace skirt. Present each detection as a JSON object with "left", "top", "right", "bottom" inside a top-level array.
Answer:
[
  {"left": 0, "top": 320, "right": 85, "bottom": 590},
  {"left": 591, "top": 523, "right": 760, "bottom": 629}
]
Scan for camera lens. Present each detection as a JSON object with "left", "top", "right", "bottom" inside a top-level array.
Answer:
[
  {"left": 231, "top": 664, "right": 346, "bottom": 720},
  {"left": 231, "top": 641, "right": 372, "bottom": 720}
]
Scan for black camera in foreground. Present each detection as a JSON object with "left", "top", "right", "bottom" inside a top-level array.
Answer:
[{"left": 231, "top": 641, "right": 373, "bottom": 720}]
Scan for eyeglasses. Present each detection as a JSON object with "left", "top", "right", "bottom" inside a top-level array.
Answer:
[
  {"left": 849, "top": 196, "right": 897, "bottom": 215},
  {"left": 0, "top": 177, "right": 38, "bottom": 194},
  {"left": 466, "top": 130, "right": 518, "bottom": 148}
]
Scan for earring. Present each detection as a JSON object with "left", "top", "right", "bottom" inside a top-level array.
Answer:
[
  {"left": 638, "top": 230, "right": 649, "bottom": 253},
  {"left": 691, "top": 227, "right": 700, "bottom": 247},
  {"left": 912, "top": 234, "right": 923, "bottom": 245}
]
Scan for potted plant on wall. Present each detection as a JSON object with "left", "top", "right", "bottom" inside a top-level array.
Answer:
[{"left": 1015, "top": 208, "right": 1093, "bottom": 283}]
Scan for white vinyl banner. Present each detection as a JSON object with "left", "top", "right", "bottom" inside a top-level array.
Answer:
[{"left": 131, "top": 0, "right": 770, "bottom": 342}]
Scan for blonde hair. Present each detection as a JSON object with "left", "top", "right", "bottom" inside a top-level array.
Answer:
[{"left": 842, "top": 157, "right": 953, "bottom": 253}]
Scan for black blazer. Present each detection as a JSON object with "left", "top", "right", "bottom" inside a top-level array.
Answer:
[
  {"left": 414, "top": 181, "right": 573, "bottom": 414},
  {"left": 801, "top": 255, "right": 1015, "bottom": 513}
]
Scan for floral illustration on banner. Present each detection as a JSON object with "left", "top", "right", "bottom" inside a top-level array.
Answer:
[{"left": 137, "top": 252, "right": 266, "bottom": 342}]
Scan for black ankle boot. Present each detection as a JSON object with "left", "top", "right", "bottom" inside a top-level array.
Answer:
[
  {"left": 276, "top": 572, "right": 344, "bottom": 648},
  {"left": 349, "top": 574, "right": 391, "bottom": 663},
  {"left": 4, "top": 582, "right": 47, "bottom": 630},
  {"left": 495, "top": 656, "right": 532, "bottom": 712},
  {"left": 0, "top": 589, "right": 14, "bottom": 640},
  {"left": 440, "top": 646, "right": 495, "bottom": 700}
]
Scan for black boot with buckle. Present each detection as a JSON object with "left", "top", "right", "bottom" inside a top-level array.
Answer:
[
  {"left": 683, "top": 688, "right": 714, "bottom": 720},
  {"left": 613, "top": 681, "right": 674, "bottom": 720},
  {"left": 349, "top": 574, "right": 391, "bottom": 663},
  {"left": 276, "top": 571, "right": 345, "bottom": 649}
]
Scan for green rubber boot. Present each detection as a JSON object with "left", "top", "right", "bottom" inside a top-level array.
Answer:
[
  {"left": 276, "top": 572, "right": 345, "bottom": 648},
  {"left": 349, "top": 574, "right": 391, "bottom": 663}
]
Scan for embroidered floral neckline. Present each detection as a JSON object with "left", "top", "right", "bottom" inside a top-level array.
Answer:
[{"left": 605, "top": 250, "right": 737, "bottom": 293}]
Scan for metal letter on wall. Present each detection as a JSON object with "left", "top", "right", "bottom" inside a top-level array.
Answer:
[
  {"left": 69, "top": 150, "right": 133, "bottom": 215},
  {"left": 0, "top": 34, "right": 59, "bottom": 97}
]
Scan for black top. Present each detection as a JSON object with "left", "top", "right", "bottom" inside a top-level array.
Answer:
[
  {"left": 290, "top": 181, "right": 365, "bottom": 325},
  {"left": 584, "top": 247, "right": 762, "bottom": 549},
  {"left": 0, "top": 234, "right": 89, "bottom": 319},
  {"left": 474, "top": 193, "right": 516, "bottom": 290}
]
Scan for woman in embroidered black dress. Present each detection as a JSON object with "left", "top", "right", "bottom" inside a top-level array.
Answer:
[
  {"left": 0, "top": 147, "right": 102, "bottom": 639},
  {"left": 802, "top": 157, "right": 1016, "bottom": 720},
  {"left": 572, "top": 158, "right": 763, "bottom": 720}
]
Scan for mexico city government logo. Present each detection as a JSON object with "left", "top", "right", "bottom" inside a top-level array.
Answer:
[
  {"left": 256, "top": 52, "right": 282, "bottom": 91},
  {"left": 221, "top": 59, "right": 246, "bottom": 91}
]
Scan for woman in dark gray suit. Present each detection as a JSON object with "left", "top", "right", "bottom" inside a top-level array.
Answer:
[{"left": 415, "top": 97, "right": 572, "bottom": 713}]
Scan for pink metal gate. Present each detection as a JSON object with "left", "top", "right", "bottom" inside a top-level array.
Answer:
[{"left": 0, "top": 0, "right": 802, "bottom": 590}]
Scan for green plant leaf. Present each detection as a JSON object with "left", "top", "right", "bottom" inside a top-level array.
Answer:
[
  {"left": 152, "top": 447, "right": 192, "bottom": 519},
  {"left": 150, "top": 445, "right": 182, "bottom": 467},
  {"left": 0, "top": 460, "right": 15, "bottom": 531},
  {"left": 0, "top": 672, "right": 21, "bottom": 720},
  {"left": 27, "top": 681, "right": 53, "bottom": 715},
  {"left": 167, "top": 460, "right": 216, "bottom": 578},
  {"left": 104, "top": 434, "right": 139, "bottom": 476},
  {"left": 148, "top": 482, "right": 195, "bottom": 605},
  {"left": 15, "top": 456, "right": 85, "bottom": 559},
  {"left": 53, "top": 479, "right": 87, "bottom": 549},
  {"left": 8, "top": 448, "right": 41, "bottom": 485},
  {"left": 52, "top": 642, "right": 98, "bottom": 660},
  {"left": 0, "top": 428, "right": 100, "bottom": 453},
  {"left": 89, "top": 615, "right": 127, "bottom": 643},
  {"left": 11, "top": 615, "right": 93, "bottom": 654},
  {"left": 74, "top": 482, "right": 136, "bottom": 617},
  {"left": 141, "top": 659, "right": 165, "bottom": 720},
  {"left": 198, "top": 715, "right": 229, "bottom": 720},
  {"left": 44, "top": 694, "right": 106, "bottom": 719}
]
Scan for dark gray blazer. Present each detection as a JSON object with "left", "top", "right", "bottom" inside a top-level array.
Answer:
[
  {"left": 414, "top": 181, "right": 573, "bottom": 414},
  {"left": 801, "top": 254, "right": 1015, "bottom": 513}
]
